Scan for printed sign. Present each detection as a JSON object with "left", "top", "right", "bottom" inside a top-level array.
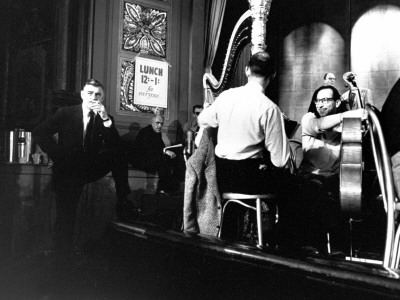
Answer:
[{"left": 134, "top": 56, "right": 168, "bottom": 108}]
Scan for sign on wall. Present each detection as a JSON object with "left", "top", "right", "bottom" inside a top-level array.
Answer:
[{"left": 133, "top": 56, "right": 169, "bottom": 108}]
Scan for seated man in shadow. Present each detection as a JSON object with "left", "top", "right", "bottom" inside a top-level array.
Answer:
[
  {"left": 127, "top": 114, "right": 180, "bottom": 195},
  {"left": 298, "top": 85, "right": 367, "bottom": 253},
  {"left": 33, "top": 78, "right": 137, "bottom": 262},
  {"left": 183, "top": 104, "right": 203, "bottom": 137}
]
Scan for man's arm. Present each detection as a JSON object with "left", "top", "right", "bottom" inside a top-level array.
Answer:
[
  {"left": 195, "top": 101, "right": 219, "bottom": 147},
  {"left": 32, "top": 108, "right": 65, "bottom": 162},
  {"left": 197, "top": 100, "right": 219, "bottom": 128},
  {"left": 302, "top": 109, "right": 366, "bottom": 135},
  {"left": 99, "top": 115, "right": 120, "bottom": 146},
  {"left": 264, "top": 106, "right": 290, "bottom": 168}
]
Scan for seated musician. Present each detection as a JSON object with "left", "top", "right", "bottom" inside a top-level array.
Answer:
[
  {"left": 198, "top": 51, "right": 290, "bottom": 241},
  {"left": 299, "top": 85, "right": 367, "bottom": 252}
]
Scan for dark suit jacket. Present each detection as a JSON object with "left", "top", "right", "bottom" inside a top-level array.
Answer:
[
  {"left": 33, "top": 104, "right": 120, "bottom": 168},
  {"left": 128, "top": 125, "right": 165, "bottom": 170}
]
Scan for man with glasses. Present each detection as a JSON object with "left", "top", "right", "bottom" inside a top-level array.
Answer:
[
  {"left": 298, "top": 85, "right": 367, "bottom": 253},
  {"left": 183, "top": 105, "right": 203, "bottom": 136},
  {"left": 323, "top": 72, "right": 336, "bottom": 86}
]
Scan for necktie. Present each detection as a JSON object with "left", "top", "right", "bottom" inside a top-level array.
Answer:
[{"left": 84, "top": 110, "right": 95, "bottom": 153}]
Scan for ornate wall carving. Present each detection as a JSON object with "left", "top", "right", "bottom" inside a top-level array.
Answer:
[
  {"left": 122, "top": 2, "right": 167, "bottom": 57},
  {"left": 119, "top": 1, "right": 169, "bottom": 115}
]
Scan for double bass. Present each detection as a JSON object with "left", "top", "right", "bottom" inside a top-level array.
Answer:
[
  {"left": 339, "top": 117, "right": 363, "bottom": 217},
  {"left": 340, "top": 72, "right": 369, "bottom": 217}
]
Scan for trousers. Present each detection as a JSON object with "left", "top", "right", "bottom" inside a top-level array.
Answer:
[{"left": 52, "top": 147, "right": 130, "bottom": 254}]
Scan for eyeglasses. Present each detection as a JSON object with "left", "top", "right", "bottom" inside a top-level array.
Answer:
[
  {"left": 313, "top": 98, "right": 335, "bottom": 104},
  {"left": 194, "top": 112, "right": 201, "bottom": 116},
  {"left": 327, "top": 77, "right": 336, "bottom": 80}
]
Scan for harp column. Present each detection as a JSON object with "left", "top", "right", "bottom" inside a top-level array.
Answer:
[{"left": 248, "top": 0, "right": 272, "bottom": 54}]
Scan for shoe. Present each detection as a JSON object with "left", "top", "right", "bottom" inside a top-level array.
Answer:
[
  {"left": 159, "top": 190, "right": 170, "bottom": 197},
  {"left": 300, "top": 245, "right": 321, "bottom": 256},
  {"left": 116, "top": 200, "right": 141, "bottom": 221},
  {"left": 327, "top": 249, "right": 346, "bottom": 258}
]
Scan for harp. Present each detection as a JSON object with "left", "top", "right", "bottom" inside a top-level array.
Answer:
[
  {"left": 202, "top": 10, "right": 252, "bottom": 103},
  {"left": 195, "top": 0, "right": 274, "bottom": 146},
  {"left": 203, "top": 0, "right": 273, "bottom": 104}
]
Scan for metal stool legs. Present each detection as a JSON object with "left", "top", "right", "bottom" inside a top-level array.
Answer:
[
  {"left": 218, "top": 193, "right": 274, "bottom": 248},
  {"left": 256, "top": 198, "right": 263, "bottom": 246}
]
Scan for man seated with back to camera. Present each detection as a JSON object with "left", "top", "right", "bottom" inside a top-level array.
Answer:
[
  {"left": 299, "top": 85, "right": 367, "bottom": 253},
  {"left": 198, "top": 51, "right": 290, "bottom": 243},
  {"left": 127, "top": 114, "right": 179, "bottom": 196},
  {"left": 33, "top": 78, "right": 137, "bottom": 261}
]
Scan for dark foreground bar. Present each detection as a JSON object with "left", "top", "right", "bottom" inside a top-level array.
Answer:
[{"left": 109, "top": 220, "right": 400, "bottom": 299}]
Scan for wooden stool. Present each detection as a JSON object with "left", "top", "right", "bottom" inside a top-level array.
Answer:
[{"left": 218, "top": 193, "right": 276, "bottom": 248}]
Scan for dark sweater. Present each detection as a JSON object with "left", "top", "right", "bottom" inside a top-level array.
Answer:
[
  {"left": 381, "top": 78, "right": 400, "bottom": 156},
  {"left": 128, "top": 125, "right": 165, "bottom": 170}
]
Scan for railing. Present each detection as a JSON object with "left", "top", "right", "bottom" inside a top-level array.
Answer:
[{"left": 365, "top": 104, "right": 399, "bottom": 269}]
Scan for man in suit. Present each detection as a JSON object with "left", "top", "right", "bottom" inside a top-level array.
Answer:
[{"left": 33, "top": 79, "right": 135, "bottom": 259}]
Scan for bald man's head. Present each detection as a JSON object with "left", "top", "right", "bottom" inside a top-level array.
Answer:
[{"left": 151, "top": 115, "right": 164, "bottom": 133}]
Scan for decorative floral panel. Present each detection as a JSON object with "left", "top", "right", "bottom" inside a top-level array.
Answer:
[
  {"left": 122, "top": 2, "right": 167, "bottom": 57},
  {"left": 120, "top": 58, "right": 164, "bottom": 114}
]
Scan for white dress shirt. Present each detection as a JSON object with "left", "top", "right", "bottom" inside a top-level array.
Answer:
[{"left": 198, "top": 81, "right": 289, "bottom": 168}]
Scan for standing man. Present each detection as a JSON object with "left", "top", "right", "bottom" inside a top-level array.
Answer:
[
  {"left": 128, "top": 114, "right": 178, "bottom": 195},
  {"left": 341, "top": 71, "right": 373, "bottom": 110},
  {"left": 183, "top": 105, "right": 203, "bottom": 136},
  {"left": 33, "top": 79, "right": 134, "bottom": 259},
  {"left": 323, "top": 72, "right": 336, "bottom": 86}
]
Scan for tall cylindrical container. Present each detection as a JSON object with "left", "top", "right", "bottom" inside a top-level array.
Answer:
[
  {"left": 9, "top": 130, "right": 14, "bottom": 162},
  {"left": 25, "top": 132, "right": 32, "bottom": 163},
  {"left": 18, "top": 129, "right": 26, "bottom": 163}
]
